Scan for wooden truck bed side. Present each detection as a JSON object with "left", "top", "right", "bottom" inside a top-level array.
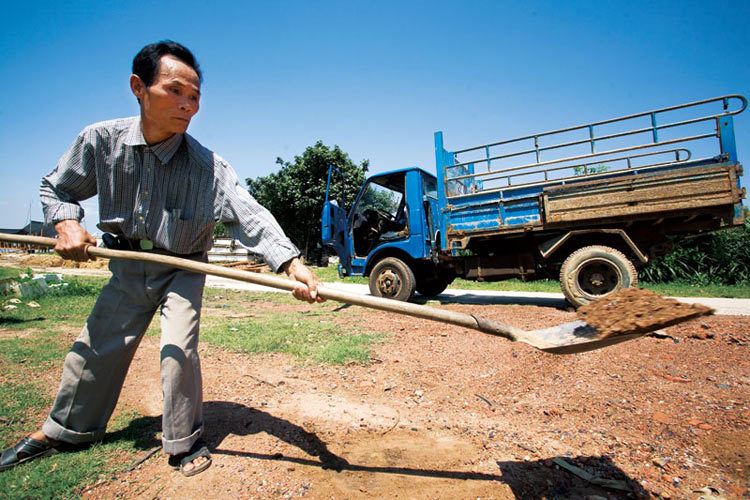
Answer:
[{"left": 543, "top": 163, "right": 745, "bottom": 224}]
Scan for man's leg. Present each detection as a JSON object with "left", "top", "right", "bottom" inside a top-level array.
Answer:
[
  {"left": 157, "top": 266, "right": 206, "bottom": 459},
  {"left": 43, "top": 260, "right": 157, "bottom": 444}
]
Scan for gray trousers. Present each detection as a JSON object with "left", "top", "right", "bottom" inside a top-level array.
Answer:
[{"left": 42, "top": 255, "right": 206, "bottom": 455}]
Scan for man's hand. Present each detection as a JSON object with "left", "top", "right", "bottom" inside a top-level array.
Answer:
[
  {"left": 54, "top": 220, "right": 96, "bottom": 262},
  {"left": 283, "top": 257, "right": 325, "bottom": 304}
]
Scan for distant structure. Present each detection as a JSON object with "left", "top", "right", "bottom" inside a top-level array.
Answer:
[{"left": 0, "top": 220, "right": 57, "bottom": 251}]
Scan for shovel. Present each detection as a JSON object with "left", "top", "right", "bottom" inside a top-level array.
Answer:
[{"left": 2, "top": 233, "right": 662, "bottom": 355}]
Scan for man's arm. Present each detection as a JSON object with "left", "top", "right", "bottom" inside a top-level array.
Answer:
[
  {"left": 282, "top": 256, "right": 325, "bottom": 303},
  {"left": 41, "top": 127, "right": 99, "bottom": 261},
  {"left": 54, "top": 220, "right": 97, "bottom": 262}
]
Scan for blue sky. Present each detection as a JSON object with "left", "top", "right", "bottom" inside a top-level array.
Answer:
[{"left": 1, "top": 0, "right": 748, "bottom": 231}]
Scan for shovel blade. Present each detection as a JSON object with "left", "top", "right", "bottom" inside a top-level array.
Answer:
[{"left": 525, "top": 320, "right": 647, "bottom": 355}]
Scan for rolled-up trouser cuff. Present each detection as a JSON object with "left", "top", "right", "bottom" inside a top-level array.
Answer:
[
  {"left": 162, "top": 425, "right": 203, "bottom": 455},
  {"left": 42, "top": 415, "right": 106, "bottom": 445}
]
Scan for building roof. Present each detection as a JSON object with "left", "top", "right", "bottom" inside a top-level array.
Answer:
[{"left": 0, "top": 221, "right": 57, "bottom": 237}]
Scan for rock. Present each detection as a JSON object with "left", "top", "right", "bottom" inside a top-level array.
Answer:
[
  {"left": 2, "top": 304, "right": 17, "bottom": 310},
  {"left": 652, "top": 412, "right": 674, "bottom": 425},
  {"left": 698, "top": 423, "right": 712, "bottom": 430},
  {"left": 26, "top": 301, "right": 40, "bottom": 308}
]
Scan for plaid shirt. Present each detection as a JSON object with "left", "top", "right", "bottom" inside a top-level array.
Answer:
[{"left": 40, "top": 117, "right": 299, "bottom": 271}]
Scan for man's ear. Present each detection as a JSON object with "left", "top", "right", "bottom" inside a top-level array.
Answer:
[{"left": 130, "top": 74, "right": 145, "bottom": 102}]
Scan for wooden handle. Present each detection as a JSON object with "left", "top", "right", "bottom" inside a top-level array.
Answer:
[{"left": 0, "top": 233, "right": 522, "bottom": 341}]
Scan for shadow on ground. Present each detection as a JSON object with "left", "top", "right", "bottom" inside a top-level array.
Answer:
[
  {"left": 185, "top": 401, "right": 644, "bottom": 497},
  {"left": 414, "top": 293, "right": 568, "bottom": 309}
]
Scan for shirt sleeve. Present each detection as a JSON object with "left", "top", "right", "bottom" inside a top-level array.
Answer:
[
  {"left": 216, "top": 159, "right": 300, "bottom": 273},
  {"left": 40, "top": 129, "right": 98, "bottom": 224}
]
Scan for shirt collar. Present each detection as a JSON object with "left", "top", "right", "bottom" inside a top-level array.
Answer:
[{"left": 123, "top": 117, "right": 183, "bottom": 164}]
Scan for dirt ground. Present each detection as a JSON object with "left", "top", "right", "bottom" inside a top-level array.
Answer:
[
  {"left": 3, "top": 255, "right": 748, "bottom": 499},
  {"left": 78, "top": 298, "right": 747, "bottom": 499}
]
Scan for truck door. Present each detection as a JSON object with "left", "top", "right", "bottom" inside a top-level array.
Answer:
[{"left": 321, "top": 166, "right": 352, "bottom": 274}]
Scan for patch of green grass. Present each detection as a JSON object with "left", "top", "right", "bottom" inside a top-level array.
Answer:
[
  {"left": 0, "top": 408, "right": 158, "bottom": 500},
  {"left": 0, "top": 382, "right": 52, "bottom": 444},
  {"left": 315, "top": 266, "right": 750, "bottom": 298},
  {"left": 0, "top": 267, "right": 23, "bottom": 280},
  {"left": 451, "top": 278, "right": 561, "bottom": 293},
  {"left": 641, "top": 281, "right": 750, "bottom": 298},
  {"left": 0, "top": 276, "right": 106, "bottom": 331},
  {"left": 204, "top": 288, "right": 299, "bottom": 304},
  {"left": 201, "top": 308, "right": 386, "bottom": 365},
  {"left": 313, "top": 265, "right": 368, "bottom": 284},
  {"left": 0, "top": 330, "right": 70, "bottom": 367}
]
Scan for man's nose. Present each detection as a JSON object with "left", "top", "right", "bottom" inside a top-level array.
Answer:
[{"left": 180, "top": 99, "right": 198, "bottom": 114}]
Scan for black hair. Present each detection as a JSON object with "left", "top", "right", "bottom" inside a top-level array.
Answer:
[{"left": 132, "top": 40, "right": 202, "bottom": 87}]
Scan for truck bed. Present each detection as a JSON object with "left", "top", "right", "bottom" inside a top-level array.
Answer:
[{"left": 436, "top": 95, "right": 747, "bottom": 249}]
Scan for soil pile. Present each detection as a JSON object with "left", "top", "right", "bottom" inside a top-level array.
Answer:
[
  {"left": 577, "top": 287, "right": 714, "bottom": 337},
  {"left": 19, "top": 254, "right": 110, "bottom": 269}
]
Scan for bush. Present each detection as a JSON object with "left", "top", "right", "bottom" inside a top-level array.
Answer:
[{"left": 640, "top": 220, "right": 750, "bottom": 285}]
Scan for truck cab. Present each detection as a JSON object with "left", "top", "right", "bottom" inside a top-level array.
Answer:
[{"left": 322, "top": 167, "right": 451, "bottom": 301}]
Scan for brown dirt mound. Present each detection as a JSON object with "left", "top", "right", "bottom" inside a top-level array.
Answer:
[
  {"left": 20, "top": 254, "right": 110, "bottom": 269},
  {"left": 576, "top": 287, "right": 714, "bottom": 338}
]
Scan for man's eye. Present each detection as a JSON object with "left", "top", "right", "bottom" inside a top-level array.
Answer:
[{"left": 170, "top": 88, "right": 180, "bottom": 94}]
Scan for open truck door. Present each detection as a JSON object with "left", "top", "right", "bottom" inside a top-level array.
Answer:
[{"left": 321, "top": 165, "right": 352, "bottom": 276}]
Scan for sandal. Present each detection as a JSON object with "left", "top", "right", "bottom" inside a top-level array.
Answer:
[
  {"left": 0, "top": 437, "right": 59, "bottom": 472},
  {"left": 168, "top": 439, "right": 212, "bottom": 477}
]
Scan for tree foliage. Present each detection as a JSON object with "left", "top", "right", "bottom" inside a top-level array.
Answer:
[{"left": 246, "top": 141, "right": 369, "bottom": 261}]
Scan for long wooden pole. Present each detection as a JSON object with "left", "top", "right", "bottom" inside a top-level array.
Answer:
[{"left": 0, "top": 233, "right": 535, "bottom": 346}]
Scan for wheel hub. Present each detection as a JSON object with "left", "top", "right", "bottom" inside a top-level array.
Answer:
[
  {"left": 376, "top": 270, "right": 399, "bottom": 295},
  {"left": 577, "top": 260, "right": 621, "bottom": 296}
]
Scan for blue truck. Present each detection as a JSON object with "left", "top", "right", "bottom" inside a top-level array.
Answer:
[{"left": 322, "top": 95, "right": 746, "bottom": 307}]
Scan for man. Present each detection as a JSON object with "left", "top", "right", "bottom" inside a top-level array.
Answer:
[{"left": 0, "top": 40, "right": 323, "bottom": 477}]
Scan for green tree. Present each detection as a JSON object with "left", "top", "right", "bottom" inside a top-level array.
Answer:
[{"left": 246, "top": 141, "right": 369, "bottom": 262}]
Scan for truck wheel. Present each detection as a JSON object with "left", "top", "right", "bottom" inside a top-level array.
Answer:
[
  {"left": 559, "top": 245, "right": 637, "bottom": 308},
  {"left": 369, "top": 257, "right": 416, "bottom": 301},
  {"left": 416, "top": 274, "right": 454, "bottom": 297}
]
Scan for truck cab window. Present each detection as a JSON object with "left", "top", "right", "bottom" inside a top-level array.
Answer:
[{"left": 352, "top": 174, "right": 407, "bottom": 256}]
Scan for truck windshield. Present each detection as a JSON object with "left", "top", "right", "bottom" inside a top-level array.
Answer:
[
  {"left": 351, "top": 174, "right": 407, "bottom": 256},
  {"left": 356, "top": 178, "right": 404, "bottom": 218}
]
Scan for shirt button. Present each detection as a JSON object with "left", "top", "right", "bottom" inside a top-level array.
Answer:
[{"left": 144, "top": 147, "right": 151, "bottom": 152}]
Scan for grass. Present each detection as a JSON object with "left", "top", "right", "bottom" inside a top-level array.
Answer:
[
  {"left": 313, "top": 265, "right": 750, "bottom": 298},
  {"left": 201, "top": 288, "right": 386, "bottom": 365},
  {"left": 314, "top": 265, "right": 368, "bottom": 284},
  {"left": 0, "top": 409, "right": 159, "bottom": 500},
  {"left": 0, "top": 267, "right": 23, "bottom": 280},
  {"left": 0, "top": 273, "right": 157, "bottom": 499}
]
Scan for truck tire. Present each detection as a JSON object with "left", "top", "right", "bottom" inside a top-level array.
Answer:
[
  {"left": 369, "top": 257, "right": 416, "bottom": 302},
  {"left": 559, "top": 245, "right": 637, "bottom": 308},
  {"left": 416, "top": 273, "right": 454, "bottom": 297}
]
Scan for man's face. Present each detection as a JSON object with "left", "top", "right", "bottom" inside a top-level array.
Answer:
[{"left": 130, "top": 55, "right": 201, "bottom": 142}]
